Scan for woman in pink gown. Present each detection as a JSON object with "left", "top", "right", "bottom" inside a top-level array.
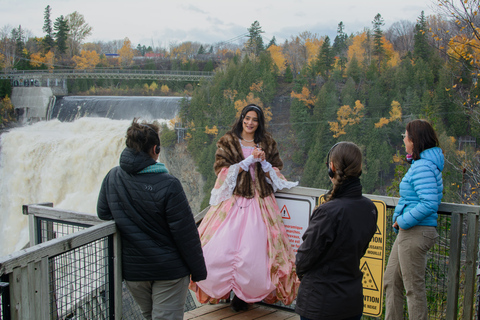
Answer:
[{"left": 189, "top": 104, "right": 299, "bottom": 311}]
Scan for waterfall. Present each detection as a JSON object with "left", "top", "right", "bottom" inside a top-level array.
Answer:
[
  {"left": 0, "top": 117, "right": 171, "bottom": 256},
  {"left": 50, "top": 96, "right": 185, "bottom": 121}
]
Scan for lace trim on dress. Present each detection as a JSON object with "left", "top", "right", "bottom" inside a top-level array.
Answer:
[
  {"left": 209, "top": 164, "right": 240, "bottom": 206},
  {"left": 267, "top": 168, "right": 298, "bottom": 192}
]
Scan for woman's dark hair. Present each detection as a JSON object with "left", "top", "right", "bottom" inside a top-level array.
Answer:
[
  {"left": 126, "top": 118, "right": 161, "bottom": 154},
  {"left": 406, "top": 119, "right": 439, "bottom": 160},
  {"left": 325, "top": 142, "right": 363, "bottom": 202},
  {"left": 230, "top": 104, "right": 266, "bottom": 143}
]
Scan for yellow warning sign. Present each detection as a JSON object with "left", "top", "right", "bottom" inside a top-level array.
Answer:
[
  {"left": 361, "top": 200, "right": 386, "bottom": 317},
  {"left": 318, "top": 196, "right": 386, "bottom": 317}
]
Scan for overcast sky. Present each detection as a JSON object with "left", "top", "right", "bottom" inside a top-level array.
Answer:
[{"left": 2, "top": 0, "right": 438, "bottom": 49}]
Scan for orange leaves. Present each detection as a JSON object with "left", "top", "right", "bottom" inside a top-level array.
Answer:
[
  {"left": 329, "top": 100, "right": 365, "bottom": 138},
  {"left": 72, "top": 50, "right": 100, "bottom": 69},
  {"left": 30, "top": 51, "right": 55, "bottom": 70},
  {"left": 291, "top": 87, "right": 315, "bottom": 108},
  {"left": 374, "top": 101, "right": 403, "bottom": 128}
]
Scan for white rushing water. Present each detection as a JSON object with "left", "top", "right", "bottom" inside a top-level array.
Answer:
[{"left": 0, "top": 117, "right": 169, "bottom": 256}]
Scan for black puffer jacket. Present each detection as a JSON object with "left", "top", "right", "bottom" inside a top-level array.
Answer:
[
  {"left": 295, "top": 178, "right": 377, "bottom": 320},
  {"left": 97, "top": 147, "right": 207, "bottom": 282}
]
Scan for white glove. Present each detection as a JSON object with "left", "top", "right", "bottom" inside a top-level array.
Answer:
[
  {"left": 260, "top": 159, "right": 272, "bottom": 172},
  {"left": 239, "top": 155, "right": 255, "bottom": 172}
]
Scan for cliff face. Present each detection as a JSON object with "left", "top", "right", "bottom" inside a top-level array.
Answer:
[{"left": 161, "top": 143, "right": 205, "bottom": 214}]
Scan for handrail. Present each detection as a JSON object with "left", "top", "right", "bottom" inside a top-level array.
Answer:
[{"left": 0, "top": 221, "right": 115, "bottom": 276}]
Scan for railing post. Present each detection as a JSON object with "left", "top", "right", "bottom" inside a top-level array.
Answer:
[
  {"left": 446, "top": 212, "right": 463, "bottom": 320},
  {"left": 113, "top": 232, "right": 122, "bottom": 319},
  {"left": 463, "top": 212, "right": 479, "bottom": 320}
]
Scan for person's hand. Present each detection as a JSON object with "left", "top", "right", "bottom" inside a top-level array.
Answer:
[
  {"left": 393, "top": 221, "right": 403, "bottom": 231},
  {"left": 252, "top": 146, "right": 265, "bottom": 161}
]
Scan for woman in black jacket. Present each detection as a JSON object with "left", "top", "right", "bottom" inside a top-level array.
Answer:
[
  {"left": 97, "top": 118, "right": 207, "bottom": 320},
  {"left": 295, "top": 142, "right": 377, "bottom": 320}
]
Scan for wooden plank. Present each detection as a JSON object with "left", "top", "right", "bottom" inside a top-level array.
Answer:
[
  {"left": 40, "top": 257, "right": 50, "bottom": 320},
  {"left": 227, "top": 305, "right": 275, "bottom": 319},
  {"left": 184, "top": 303, "right": 229, "bottom": 318},
  {"left": 462, "top": 212, "right": 479, "bottom": 320},
  {"left": 446, "top": 212, "right": 462, "bottom": 320},
  {"left": 255, "top": 310, "right": 299, "bottom": 320},
  {"left": 0, "top": 221, "right": 116, "bottom": 275},
  {"left": 10, "top": 267, "right": 21, "bottom": 319},
  {"left": 25, "top": 204, "right": 103, "bottom": 226},
  {"left": 183, "top": 304, "right": 300, "bottom": 320}
]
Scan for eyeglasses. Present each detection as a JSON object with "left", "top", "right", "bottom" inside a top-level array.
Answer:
[{"left": 401, "top": 133, "right": 408, "bottom": 138}]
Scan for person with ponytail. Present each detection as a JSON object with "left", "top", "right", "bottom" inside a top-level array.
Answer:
[
  {"left": 189, "top": 104, "right": 299, "bottom": 311},
  {"left": 97, "top": 118, "right": 206, "bottom": 320},
  {"left": 295, "top": 141, "right": 377, "bottom": 320},
  {"left": 384, "top": 119, "right": 443, "bottom": 320}
]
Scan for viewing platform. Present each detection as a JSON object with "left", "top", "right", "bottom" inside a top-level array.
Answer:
[{"left": 0, "top": 186, "right": 479, "bottom": 319}]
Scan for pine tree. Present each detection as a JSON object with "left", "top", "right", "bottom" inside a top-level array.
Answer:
[
  {"left": 333, "top": 22, "right": 348, "bottom": 75},
  {"left": 317, "top": 36, "right": 334, "bottom": 78},
  {"left": 246, "top": 21, "right": 265, "bottom": 56},
  {"left": 267, "top": 36, "right": 277, "bottom": 48},
  {"left": 372, "top": 13, "right": 385, "bottom": 68},
  {"left": 43, "top": 5, "right": 55, "bottom": 52},
  {"left": 54, "top": 15, "right": 70, "bottom": 55},
  {"left": 413, "top": 11, "right": 431, "bottom": 61}
]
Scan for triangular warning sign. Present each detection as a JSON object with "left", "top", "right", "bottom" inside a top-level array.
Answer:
[
  {"left": 361, "top": 261, "right": 378, "bottom": 291},
  {"left": 280, "top": 205, "right": 291, "bottom": 219},
  {"left": 375, "top": 225, "right": 381, "bottom": 235}
]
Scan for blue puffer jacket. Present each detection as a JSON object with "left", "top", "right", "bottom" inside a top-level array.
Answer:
[{"left": 393, "top": 147, "right": 444, "bottom": 230}]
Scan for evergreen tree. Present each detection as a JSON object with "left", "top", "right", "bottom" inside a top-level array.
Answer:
[
  {"left": 372, "top": 13, "right": 385, "bottom": 68},
  {"left": 267, "top": 36, "right": 277, "bottom": 48},
  {"left": 317, "top": 36, "right": 334, "bottom": 78},
  {"left": 333, "top": 22, "right": 348, "bottom": 74},
  {"left": 197, "top": 45, "right": 205, "bottom": 55},
  {"left": 413, "top": 11, "right": 432, "bottom": 61},
  {"left": 246, "top": 21, "right": 265, "bottom": 56},
  {"left": 42, "top": 5, "right": 55, "bottom": 52},
  {"left": 54, "top": 15, "right": 70, "bottom": 55}
]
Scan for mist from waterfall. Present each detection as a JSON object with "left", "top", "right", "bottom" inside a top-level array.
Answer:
[{"left": 0, "top": 117, "right": 171, "bottom": 256}]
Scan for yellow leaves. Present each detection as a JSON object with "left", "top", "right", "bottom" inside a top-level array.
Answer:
[
  {"left": 267, "top": 45, "right": 286, "bottom": 73},
  {"left": 375, "top": 118, "right": 390, "bottom": 128},
  {"left": 72, "top": 50, "right": 100, "bottom": 69},
  {"left": 223, "top": 89, "right": 238, "bottom": 102},
  {"left": 374, "top": 101, "right": 402, "bottom": 128},
  {"left": 143, "top": 82, "right": 159, "bottom": 95},
  {"left": 205, "top": 125, "right": 218, "bottom": 136},
  {"left": 305, "top": 38, "right": 323, "bottom": 65},
  {"left": 250, "top": 81, "right": 263, "bottom": 93},
  {"left": 118, "top": 37, "right": 134, "bottom": 67},
  {"left": 329, "top": 100, "right": 365, "bottom": 138},
  {"left": 161, "top": 84, "right": 170, "bottom": 94},
  {"left": 291, "top": 87, "right": 315, "bottom": 108},
  {"left": 30, "top": 51, "right": 55, "bottom": 69}
]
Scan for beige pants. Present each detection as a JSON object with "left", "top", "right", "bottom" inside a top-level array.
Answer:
[
  {"left": 126, "top": 276, "right": 190, "bottom": 320},
  {"left": 384, "top": 226, "right": 438, "bottom": 320}
]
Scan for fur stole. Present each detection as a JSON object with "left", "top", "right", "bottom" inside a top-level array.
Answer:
[{"left": 214, "top": 131, "right": 283, "bottom": 199}]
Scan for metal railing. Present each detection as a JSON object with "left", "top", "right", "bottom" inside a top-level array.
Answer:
[
  {"left": 0, "top": 69, "right": 215, "bottom": 82},
  {"left": 0, "top": 186, "right": 479, "bottom": 319}
]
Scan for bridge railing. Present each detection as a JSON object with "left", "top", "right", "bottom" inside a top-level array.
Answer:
[
  {"left": 0, "top": 186, "right": 479, "bottom": 319},
  {"left": 0, "top": 69, "right": 215, "bottom": 81}
]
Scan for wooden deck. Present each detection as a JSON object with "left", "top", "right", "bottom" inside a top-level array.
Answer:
[{"left": 184, "top": 302, "right": 300, "bottom": 320}]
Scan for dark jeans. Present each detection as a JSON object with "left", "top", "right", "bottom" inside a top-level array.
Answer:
[{"left": 300, "top": 315, "right": 362, "bottom": 320}]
